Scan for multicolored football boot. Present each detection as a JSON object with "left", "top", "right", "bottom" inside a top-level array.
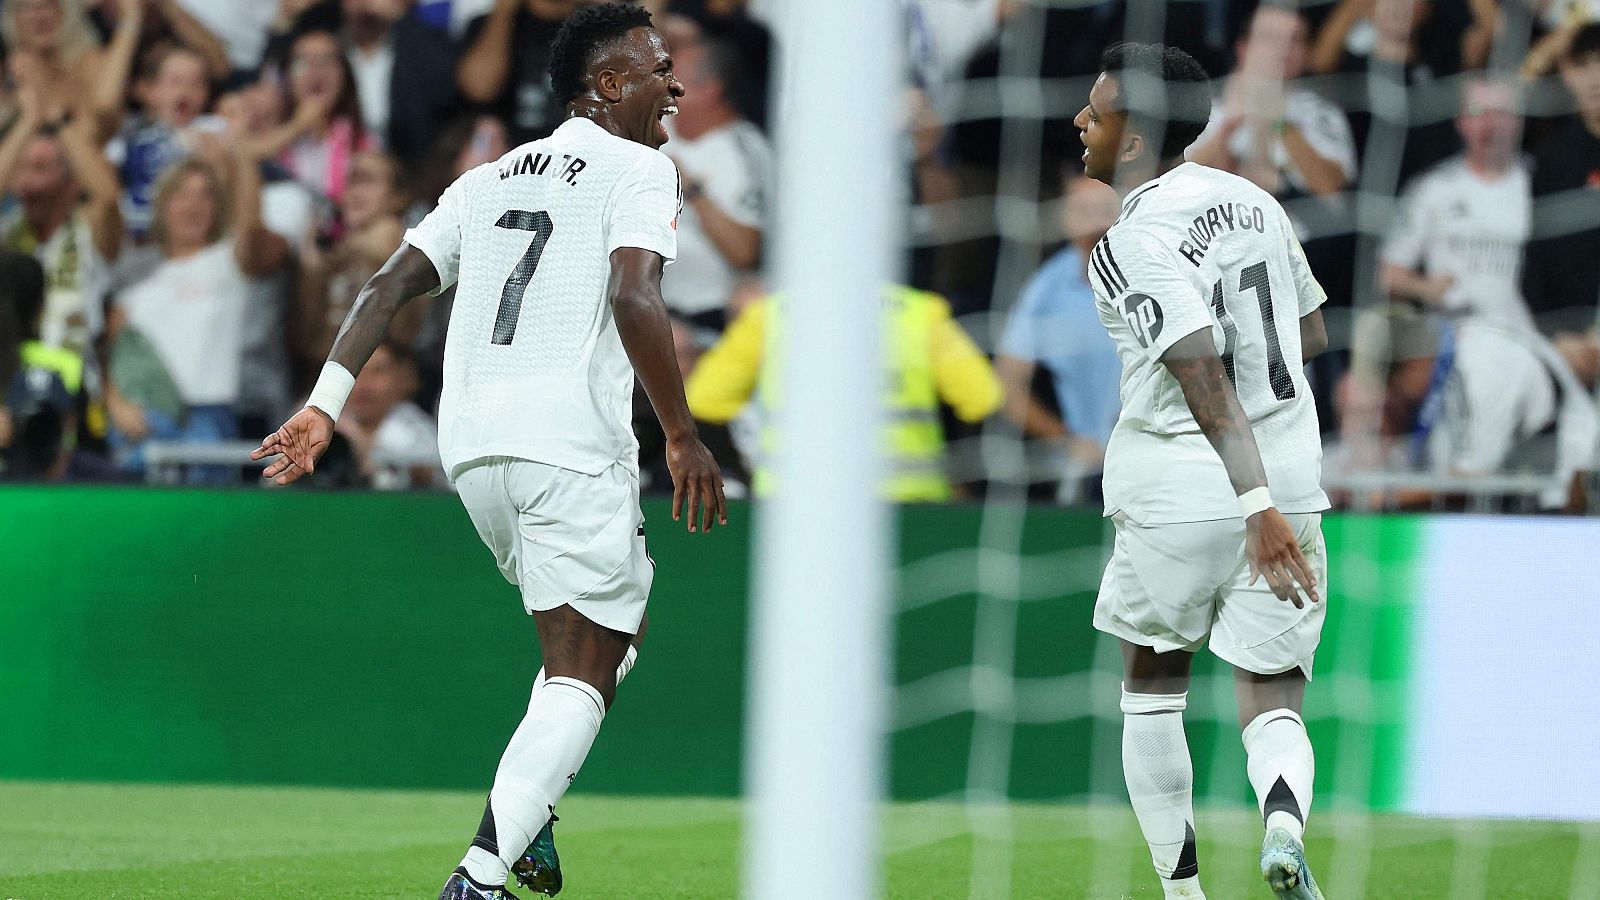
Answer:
[
  {"left": 1260, "top": 826, "right": 1327, "bottom": 899},
  {"left": 511, "top": 815, "right": 563, "bottom": 896},
  {"left": 438, "top": 866, "right": 522, "bottom": 900}
]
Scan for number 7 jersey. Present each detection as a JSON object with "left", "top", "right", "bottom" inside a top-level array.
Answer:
[
  {"left": 404, "top": 117, "right": 680, "bottom": 480},
  {"left": 1090, "top": 162, "right": 1329, "bottom": 524}
]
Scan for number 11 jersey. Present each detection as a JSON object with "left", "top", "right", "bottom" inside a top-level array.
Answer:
[
  {"left": 405, "top": 117, "right": 681, "bottom": 480},
  {"left": 1090, "top": 162, "right": 1329, "bottom": 524}
]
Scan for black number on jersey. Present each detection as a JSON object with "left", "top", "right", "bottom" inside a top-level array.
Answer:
[
  {"left": 1211, "top": 260, "right": 1296, "bottom": 401},
  {"left": 490, "top": 209, "right": 554, "bottom": 346}
]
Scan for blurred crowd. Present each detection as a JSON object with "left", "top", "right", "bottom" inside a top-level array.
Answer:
[{"left": 0, "top": 0, "right": 1595, "bottom": 513}]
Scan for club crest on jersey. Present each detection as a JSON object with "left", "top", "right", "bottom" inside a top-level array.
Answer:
[{"left": 1122, "top": 293, "right": 1164, "bottom": 348}]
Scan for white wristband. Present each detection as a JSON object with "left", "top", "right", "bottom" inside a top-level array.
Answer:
[
  {"left": 306, "top": 361, "right": 356, "bottom": 423},
  {"left": 1238, "top": 486, "right": 1274, "bottom": 519}
]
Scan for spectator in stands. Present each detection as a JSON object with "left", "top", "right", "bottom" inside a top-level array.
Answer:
[
  {"left": 1426, "top": 322, "right": 1598, "bottom": 511},
  {"left": 0, "top": 0, "right": 105, "bottom": 124},
  {"left": 1524, "top": 23, "right": 1600, "bottom": 389},
  {"left": 92, "top": 0, "right": 232, "bottom": 94},
  {"left": 104, "top": 142, "right": 289, "bottom": 480},
  {"left": 1189, "top": 4, "right": 1356, "bottom": 203},
  {"left": 1342, "top": 77, "right": 1597, "bottom": 508},
  {"left": 1379, "top": 78, "right": 1534, "bottom": 331},
  {"left": 100, "top": 44, "right": 221, "bottom": 239},
  {"left": 248, "top": 28, "right": 375, "bottom": 212},
  {"left": 994, "top": 172, "right": 1122, "bottom": 504},
  {"left": 679, "top": 0, "right": 773, "bottom": 130},
  {"left": 340, "top": 0, "right": 459, "bottom": 168},
  {"left": 1318, "top": 0, "right": 1459, "bottom": 189},
  {"left": 294, "top": 149, "right": 419, "bottom": 394},
  {"left": 208, "top": 85, "right": 318, "bottom": 437},
  {"left": 336, "top": 338, "right": 442, "bottom": 489},
  {"left": 0, "top": 250, "right": 77, "bottom": 480},
  {"left": 660, "top": 31, "right": 769, "bottom": 340},
  {"left": 456, "top": 0, "right": 577, "bottom": 145},
  {"left": 0, "top": 99, "right": 122, "bottom": 361},
  {"left": 686, "top": 286, "right": 1003, "bottom": 503}
]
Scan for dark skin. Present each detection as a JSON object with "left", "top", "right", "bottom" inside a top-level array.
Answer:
[
  {"left": 252, "top": 25, "right": 717, "bottom": 706},
  {"left": 1075, "top": 70, "right": 1323, "bottom": 720}
]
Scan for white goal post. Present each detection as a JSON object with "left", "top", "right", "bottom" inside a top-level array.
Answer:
[{"left": 744, "top": 1, "right": 903, "bottom": 898}]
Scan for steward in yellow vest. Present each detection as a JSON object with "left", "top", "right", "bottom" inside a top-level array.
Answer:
[{"left": 686, "top": 286, "right": 1003, "bottom": 502}]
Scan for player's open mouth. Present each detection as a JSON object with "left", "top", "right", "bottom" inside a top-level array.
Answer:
[{"left": 658, "top": 105, "right": 678, "bottom": 120}]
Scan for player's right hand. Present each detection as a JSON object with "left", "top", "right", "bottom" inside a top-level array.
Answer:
[
  {"left": 665, "top": 435, "right": 727, "bottom": 534},
  {"left": 1245, "top": 507, "right": 1319, "bottom": 608},
  {"left": 251, "top": 406, "right": 335, "bottom": 486}
]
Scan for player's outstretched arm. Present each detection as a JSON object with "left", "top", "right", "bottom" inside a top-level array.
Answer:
[
  {"left": 609, "top": 246, "right": 727, "bottom": 533},
  {"left": 1162, "top": 331, "right": 1319, "bottom": 606},
  {"left": 251, "top": 244, "right": 440, "bottom": 485}
]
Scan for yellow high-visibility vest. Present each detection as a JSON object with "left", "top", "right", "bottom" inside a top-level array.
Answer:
[{"left": 686, "top": 286, "right": 1002, "bottom": 503}]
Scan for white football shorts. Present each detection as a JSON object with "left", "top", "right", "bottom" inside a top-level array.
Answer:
[
  {"left": 454, "top": 456, "right": 653, "bottom": 635},
  {"left": 1093, "top": 512, "right": 1327, "bottom": 677}
]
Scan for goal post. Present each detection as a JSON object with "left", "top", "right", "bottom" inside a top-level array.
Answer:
[{"left": 743, "top": 1, "right": 903, "bottom": 899}]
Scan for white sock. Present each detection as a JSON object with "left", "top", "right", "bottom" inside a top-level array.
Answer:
[
  {"left": 460, "top": 676, "right": 607, "bottom": 886},
  {"left": 1122, "top": 687, "right": 1202, "bottom": 897},
  {"left": 530, "top": 645, "right": 639, "bottom": 692},
  {"left": 1242, "top": 708, "right": 1314, "bottom": 842}
]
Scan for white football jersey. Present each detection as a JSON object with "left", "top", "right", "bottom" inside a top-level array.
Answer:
[
  {"left": 1091, "top": 162, "right": 1330, "bottom": 524},
  {"left": 405, "top": 117, "right": 680, "bottom": 479},
  {"left": 1381, "top": 156, "right": 1533, "bottom": 331}
]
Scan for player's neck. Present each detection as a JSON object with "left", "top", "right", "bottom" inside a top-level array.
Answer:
[
  {"left": 1114, "top": 157, "right": 1182, "bottom": 198},
  {"left": 564, "top": 103, "right": 630, "bottom": 142}
]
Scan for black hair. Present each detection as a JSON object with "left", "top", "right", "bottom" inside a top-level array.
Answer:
[
  {"left": 548, "top": 2, "right": 656, "bottom": 108},
  {"left": 1099, "top": 42, "right": 1212, "bottom": 163},
  {"left": 1566, "top": 22, "right": 1600, "bottom": 65}
]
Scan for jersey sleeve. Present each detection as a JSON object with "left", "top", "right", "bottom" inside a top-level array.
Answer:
[
  {"left": 403, "top": 165, "right": 476, "bottom": 297},
  {"left": 607, "top": 151, "right": 681, "bottom": 264},
  {"left": 1284, "top": 218, "right": 1328, "bottom": 315},
  {"left": 1380, "top": 174, "right": 1433, "bottom": 271},
  {"left": 1091, "top": 229, "right": 1212, "bottom": 363}
]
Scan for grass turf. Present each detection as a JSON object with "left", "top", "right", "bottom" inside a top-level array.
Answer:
[{"left": 0, "top": 781, "right": 1591, "bottom": 899}]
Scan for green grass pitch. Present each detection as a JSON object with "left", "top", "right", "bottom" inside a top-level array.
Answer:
[{"left": 0, "top": 781, "right": 1590, "bottom": 898}]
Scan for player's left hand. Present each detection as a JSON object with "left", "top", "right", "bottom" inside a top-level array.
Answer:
[
  {"left": 665, "top": 434, "right": 727, "bottom": 534},
  {"left": 251, "top": 406, "right": 334, "bottom": 486},
  {"left": 1245, "top": 507, "right": 1319, "bottom": 608}
]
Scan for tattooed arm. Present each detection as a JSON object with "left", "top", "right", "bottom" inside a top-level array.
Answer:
[
  {"left": 1164, "top": 331, "right": 1269, "bottom": 494},
  {"left": 325, "top": 245, "right": 441, "bottom": 375},
  {"left": 1163, "top": 330, "right": 1319, "bottom": 605},
  {"left": 251, "top": 245, "right": 440, "bottom": 484}
]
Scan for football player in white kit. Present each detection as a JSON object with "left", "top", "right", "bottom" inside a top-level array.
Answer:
[
  {"left": 1075, "top": 44, "right": 1331, "bottom": 900},
  {"left": 252, "top": 5, "right": 726, "bottom": 898}
]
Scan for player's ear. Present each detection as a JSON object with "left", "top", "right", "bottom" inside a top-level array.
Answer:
[
  {"left": 594, "top": 67, "right": 625, "bottom": 103},
  {"left": 1121, "top": 132, "right": 1144, "bottom": 164}
]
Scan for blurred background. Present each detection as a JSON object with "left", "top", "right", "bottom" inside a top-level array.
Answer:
[{"left": 3, "top": 0, "right": 1600, "bottom": 898}]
